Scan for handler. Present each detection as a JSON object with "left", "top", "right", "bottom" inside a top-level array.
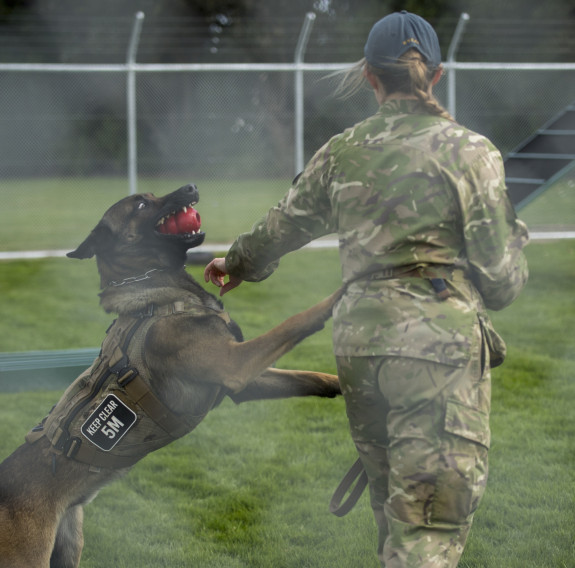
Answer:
[{"left": 205, "top": 11, "right": 528, "bottom": 567}]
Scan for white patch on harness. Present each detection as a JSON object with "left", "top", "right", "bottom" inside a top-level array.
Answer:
[{"left": 81, "top": 394, "right": 137, "bottom": 451}]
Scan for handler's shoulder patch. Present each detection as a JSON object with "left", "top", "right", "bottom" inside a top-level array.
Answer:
[{"left": 81, "top": 394, "right": 137, "bottom": 451}]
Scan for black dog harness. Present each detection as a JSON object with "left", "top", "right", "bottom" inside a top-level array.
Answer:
[{"left": 26, "top": 300, "right": 230, "bottom": 470}]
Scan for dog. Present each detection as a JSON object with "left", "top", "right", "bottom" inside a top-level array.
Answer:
[{"left": 0, "top": 183, "right": 342, "bottom": 568}]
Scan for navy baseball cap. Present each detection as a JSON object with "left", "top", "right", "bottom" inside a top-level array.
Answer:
[{"left": 364, "top": 11, "right": 442, "bottom": 68}]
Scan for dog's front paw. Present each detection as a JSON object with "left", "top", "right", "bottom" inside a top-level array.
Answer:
[{"left": 318, "top": 373, "right": 341, "bottom": 398}]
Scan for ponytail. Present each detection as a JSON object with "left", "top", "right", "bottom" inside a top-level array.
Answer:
[{"left": 336, "top": 52, "right": 455, "bottom": 122}]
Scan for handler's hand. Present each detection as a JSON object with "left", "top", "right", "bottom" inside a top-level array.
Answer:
[{"left": 204, "top": 257, "right": 243, "bottom": 296}]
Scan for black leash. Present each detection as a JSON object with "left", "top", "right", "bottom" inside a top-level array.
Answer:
[{"left": 329, "top": 458, "right": 368, "bottom": 517}]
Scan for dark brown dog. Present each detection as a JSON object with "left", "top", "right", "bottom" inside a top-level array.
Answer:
[{"left": 0, "top": 184, "right": 341, "bottom": 568}]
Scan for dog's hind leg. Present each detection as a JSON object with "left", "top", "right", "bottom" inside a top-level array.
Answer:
[
  {"left": 229, "top": 368, "right": 340, "bottom": 403},
  {"left": 50, "top": 505, "right": 84, "bottom": 568}
]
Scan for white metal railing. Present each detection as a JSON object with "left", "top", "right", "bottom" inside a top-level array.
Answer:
[{"left": 2, "top": 61, "right": 575, "bottom": 72}]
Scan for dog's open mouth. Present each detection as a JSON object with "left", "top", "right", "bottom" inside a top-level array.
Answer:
[{"left": 156, "top": 204, "right": 202, "bottom": 236}]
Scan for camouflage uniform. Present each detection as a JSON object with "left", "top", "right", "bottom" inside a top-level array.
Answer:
[{"left": 225, "top": 99, "right": 529, "bottom": 567}]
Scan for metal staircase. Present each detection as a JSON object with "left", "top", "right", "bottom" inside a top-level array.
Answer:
[{"left": 505, "top": 102, "right": 575, "bottom": 210}]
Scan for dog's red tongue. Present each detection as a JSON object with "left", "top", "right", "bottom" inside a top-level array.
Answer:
[{"left": 159, "top": 207, "right": 201, "bottom": 235}]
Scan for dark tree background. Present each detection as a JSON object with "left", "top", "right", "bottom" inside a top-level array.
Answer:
[
  {"left": 1, "top": 0, "right": 574, "bottom": 63},
  {"left": 0, "top": 0, "right": 573, "bottom": 178}
]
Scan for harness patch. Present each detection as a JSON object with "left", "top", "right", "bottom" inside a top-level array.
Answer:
[{"left": 81, "top": 394, "right": 137, "bottom": 451}]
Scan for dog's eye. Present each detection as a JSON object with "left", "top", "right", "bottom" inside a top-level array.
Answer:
[{"left": 137, "top": 201, "right": 148, "bottom": 210}]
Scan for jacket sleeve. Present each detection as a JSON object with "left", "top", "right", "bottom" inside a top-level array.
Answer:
[
  {"left": 225, "top": 142, "right": 336, "bottom": 281},
  {"left": 457, "top": 143, "right": 529, "bottom": 311}
]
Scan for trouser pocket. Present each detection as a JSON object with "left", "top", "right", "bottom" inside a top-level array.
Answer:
[{"left": 429, "top": 399, "right": 490, "bottom": 526}]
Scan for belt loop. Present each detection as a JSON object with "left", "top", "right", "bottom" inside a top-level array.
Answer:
[
  {"left": 117, "top": 367, "right": 138, "bottom": 386},
  {"left": 173, "top": 301, "right": 185, "bottom": 313},
  {"left": 65, "top": 437, "right": 82, "bottom": 459}
]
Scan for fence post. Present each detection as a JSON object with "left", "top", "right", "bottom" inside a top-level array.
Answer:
[
  {"left": 294, "top": 12, "right": 316, "bottom": 176},
  {"left": 446, "top": 12, "right": 469, "bottom": 120},
  {"left": 127, "top": 11, "right": 145, "bottom": 195}
]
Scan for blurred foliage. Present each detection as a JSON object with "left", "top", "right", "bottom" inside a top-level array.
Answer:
[
  {"left": 0, "top": 0, "right": 573, "bottom": 63},
  {"left": 0, "top": 0, "right": 572, "bottom": 179}
]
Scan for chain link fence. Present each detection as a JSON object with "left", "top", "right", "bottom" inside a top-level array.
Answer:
[{"left": 1, "top": 62, "right": 574, "bottom": 252}]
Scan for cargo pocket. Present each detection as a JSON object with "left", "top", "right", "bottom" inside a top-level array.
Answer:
[
  {"left": 444, "top": 398, "right": 490, "bottom": 449},
  {"left": 428, "top": 399, "right": 490, "bottom": 526}
]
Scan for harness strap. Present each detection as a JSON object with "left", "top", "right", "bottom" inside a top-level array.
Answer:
[
  {"left": 64, "top": 313, "right": 192, "bottom": 467},
  {"left": 117, "top": 371, "right": 191, "bottom": 439},
  {"left": 131, "top": 299, "right": 231, "bottom": 324},
  {"left": 49, "top": 373, "right": 192, "bottom": 470},
  {"left": 47, "top": 318, "right": 146, "bottom": 453},
  {"left": 329, "top": 458, "right": 368, "bottom": 517},
  {"left": 67, "top": 441, "right": 141, "bottom": 469},
  {"left": 27, "top": 298, "right": 228, "bottom": 471}
]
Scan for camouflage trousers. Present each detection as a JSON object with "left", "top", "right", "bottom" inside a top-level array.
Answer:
[{"left": 335, "top": 332, "right": 490, "bottom": 567}]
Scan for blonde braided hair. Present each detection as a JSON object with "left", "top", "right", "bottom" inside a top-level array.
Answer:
[{"left": 335, "top": 51, "right": 454, "bottom": 122}]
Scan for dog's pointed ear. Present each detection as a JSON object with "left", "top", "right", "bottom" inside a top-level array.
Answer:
[
  {"left": 67, "top": 231, "right": 98, "bottom": 259},
  {"left": 67, "top": 222, "right": 112, "bottom": 260}
]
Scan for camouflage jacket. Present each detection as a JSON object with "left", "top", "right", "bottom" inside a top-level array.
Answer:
[{"left": 226, "top": 99, "right": 529, "bottom": 365}]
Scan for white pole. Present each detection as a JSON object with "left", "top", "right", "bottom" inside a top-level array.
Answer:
[
  {"left": 294, "top": 12, "right": 316, "bottom": 176},
  {"left": 446, "top": 13, "right": 469, "bottom": 120},
  {"left": 127, "top": 12, "right": 145, "bottom": 195}
]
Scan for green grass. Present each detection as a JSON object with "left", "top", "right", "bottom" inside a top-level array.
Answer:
[
  {"left": 0, "top": 241, "right": 575, "bottom": 567},
  {"left": 1, "top": 176, "right": 574, "bottom": 566},
  {"left": 0, "top": 173, "right": 572, "bottom": 253},
  {"left": 518, "top": 171, "right": 575, "bottom": 229},
  {"left": 0, "top": 177, "right": 291, "bottom": 251}
]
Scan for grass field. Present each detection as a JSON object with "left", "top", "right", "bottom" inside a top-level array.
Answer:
[
  {"left": 0, "top": 177, "right": 574, "bottom": 566},
  {"left": 0, "top": 173, "right": 573, "bottom": 253},
  {"left": 0, "top": 178, "right": 291, "bottom": 252},
  {"left": 1, "top": 240, "right": 575, "bottom": 567}
]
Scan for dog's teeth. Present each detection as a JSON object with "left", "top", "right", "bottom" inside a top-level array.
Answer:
[{"left": 182, "top": 206, "right": 187, "bottom": 213}]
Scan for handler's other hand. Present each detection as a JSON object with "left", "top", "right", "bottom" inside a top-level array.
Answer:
[{"left": 204, "top": 258, "right": 243, "bottom": 296}]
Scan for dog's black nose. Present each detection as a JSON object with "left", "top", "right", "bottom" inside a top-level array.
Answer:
[{"left": 176, "top": 184, "right": 199, "bottom": 201}]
